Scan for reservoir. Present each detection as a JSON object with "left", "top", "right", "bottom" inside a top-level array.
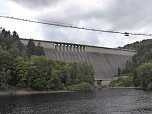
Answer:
[{"left": 0, "top": 89, "right": 152, "bottom": 114}]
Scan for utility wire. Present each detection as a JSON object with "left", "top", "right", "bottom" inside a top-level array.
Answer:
[{"left": 0, "top": 15, "right": 152, "bottom": 36}]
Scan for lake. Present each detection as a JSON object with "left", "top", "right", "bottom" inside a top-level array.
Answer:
[{"left": 0, "top": 88, "right": 152, "bottom": 114}]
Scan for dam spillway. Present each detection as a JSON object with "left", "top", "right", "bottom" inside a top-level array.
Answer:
[{"left": 20, "top": 39, "right": 136, "bottom": 85}]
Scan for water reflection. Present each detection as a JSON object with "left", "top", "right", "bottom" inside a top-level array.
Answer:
[{"left": 0, "top": 89, "right": 152, "bottom": 114}]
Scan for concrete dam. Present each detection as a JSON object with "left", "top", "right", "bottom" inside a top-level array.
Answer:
[{"left": 21, "top": 39, "right": 136, "bottom": 86}]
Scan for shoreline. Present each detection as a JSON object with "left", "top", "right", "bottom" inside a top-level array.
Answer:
[
  {"left": 109, "top": 87, "right": 143, "bottom": 89},
  {"left": 0, "top": 87, "right": 144, "bottom": 96},
  {"left": 0, "top": 90, "right": 73, "bottom": 96}
]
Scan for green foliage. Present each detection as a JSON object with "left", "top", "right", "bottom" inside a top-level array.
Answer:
[
  {"left": 113, "top": 39, "right": 152, "bottom": 89},
  {"left": 123, "top": 39, "right": 152, "bottom": 68},
  {"left": 0, "top": 48, "right": 12, "bottom": 90},
  {"left": 109, "top": 80, "right": 119, "bottom": 87},
  {"left": 0, "top": 68, "right": 11, "bottom": 90},
  {"left": 0, "top": 29, "right": 94, "bottom": 91},
  {"left": 109, "top": 75, "right": 133, "bottom": 87},
  {"left": 67, "top": 82, "right": 93, "bottom": 91},
  {"left": 27, "top": 39, "right": 37, "bottom": 57},
  {"left": 147, "top": 82, "right": 152, "bottom": 90},
  {"left": 0, "top": 29, "right": 26, "bottom": 58},
  {"left": 26, "top": 39, "right": 45, "bottom": 58},
  {"left": 0, "top": 48, "right": 13, "bottom": 70},
  {"left": 36, "top": 42, "right": 45, "bottom": 56},
  {"left": 135, "top": 62, "right": 152, "bottom": 88},
  {"left": 115, "top": 82, "right": 124, "bottom": 87},
  {"left": 12, "top": 57, "right": 29, "bottom": 88},
  {"left": 123, "top": 61, "right": 134, "bottom": 74},
  {"left": 28, "top": 56, "right": 52, "bottom": 90}
]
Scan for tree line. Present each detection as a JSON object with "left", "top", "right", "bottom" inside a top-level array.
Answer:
[{"left": 0, "top": 29, "right": 94, "bottom": 91}]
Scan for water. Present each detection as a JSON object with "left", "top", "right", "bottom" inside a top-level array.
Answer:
[{"left": 0, "top": 89, "right": 152, "bottom": 114}]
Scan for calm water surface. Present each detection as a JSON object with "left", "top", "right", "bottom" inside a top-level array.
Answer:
[{"left": 0, "top": 89, "right": 152, "bottom": 114}]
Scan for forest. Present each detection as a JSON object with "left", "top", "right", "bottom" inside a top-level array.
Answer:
[
  {"left": 0, "top": 29, "right": 94, "bottom": 91},
  {"left": 110, "top": 39, "right": 152, "bottom": 89}
]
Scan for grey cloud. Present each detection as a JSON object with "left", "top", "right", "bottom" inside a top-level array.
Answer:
[
  {"left": 35, "top": 0, "right": 152, "bottom": 46},
  {"left": 10, "top": 0, "right": 152, "bottom": 47},
  {"left": 11, "top": 0, "right": 152, "bottom": 31},
  {"left": 37, "top": 0, "right": 152, "bottom": 31},
  {"left": 11, "top": 0, "right": 61, "bottom": 9},
  {"left": 100, "top": 0, "right": 152, "bottom": 30}
]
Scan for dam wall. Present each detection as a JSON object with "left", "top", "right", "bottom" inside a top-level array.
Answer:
[{"left": 20, "top": 39, "right": 136, "bottom": 83}]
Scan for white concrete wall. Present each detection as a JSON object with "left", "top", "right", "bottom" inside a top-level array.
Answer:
[{"left": 85, "top": 46, "right": 136, "bottom": 56}]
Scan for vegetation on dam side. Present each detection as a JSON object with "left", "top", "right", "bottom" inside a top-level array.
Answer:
[
  {"left": 110, "top": 39, "right": 152, "bottom": 90},
  {"left": 0, "top": 29, "right": 94, "bottom": 91}
]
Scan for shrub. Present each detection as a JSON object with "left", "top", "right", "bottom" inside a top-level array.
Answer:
[
  {"left": 115, "top": 82, "right": 124, "bottom": 87},
  {"left": 136, "top": 62, "right": 152, "bottom": 88},
  {"left": 109, "top": 80, "right": 119, "bottom": 87},
  {"left": 67, "top": 82, "right": 93, "bottom": 91},
  {"left": 147, "top": 82, "right": 152, "bottom": 90},
  {"left": 109, "top": 75, "right": 133, "bottom": 87}
]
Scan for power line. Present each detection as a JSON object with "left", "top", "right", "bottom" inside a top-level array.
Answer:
[{"left": 0, "top": 15, "right": 152, "bottom": 36}]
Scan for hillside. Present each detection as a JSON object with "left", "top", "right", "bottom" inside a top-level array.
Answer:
[{"left": 110, "top": 39, "right": 152, "bottom": 89}]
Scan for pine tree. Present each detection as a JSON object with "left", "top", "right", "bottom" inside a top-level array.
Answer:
[
  {"left": 36, "top": 42, "right": 45, "bottom": 56},
  {"left": 26, "top": 39, "right": 36, "bottom": 58}
]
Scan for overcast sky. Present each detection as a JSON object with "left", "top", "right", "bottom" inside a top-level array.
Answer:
[{"left": 0, "top": 0, "right": 152, "bottom": 48}]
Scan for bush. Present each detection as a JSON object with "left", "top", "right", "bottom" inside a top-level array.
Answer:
[
  {"left": 115, "top": 82, "right": 124, "bottom": 87},
  {"left": 109, "top": 76, "right": 133, "bottom": 87},
  {"left": 67, "top": 82, "right": 93, "bottom": 91},
  {"left": 147, "top": 82, "right": 152, "bottom": 90},
  {"left": 122, "top": 76, "right": 133, "bottom": 87},
  {"left": 136, "top": 62, "right": 152, "bottom": 88},
  {"left": 109, "top": 80, "right": 119, "bottom": 87}
]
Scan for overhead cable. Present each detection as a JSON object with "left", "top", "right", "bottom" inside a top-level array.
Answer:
[{"left": 0, "top": 15, "right": 152, "bottom": 36}]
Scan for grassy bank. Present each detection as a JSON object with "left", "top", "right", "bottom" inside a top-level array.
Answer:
[
  {"left": 67, "top": 82, "right": 93, "bottom": 91},
  {"left": 0, "top": 90, "right": 73, "bottom": 96},
  {"left": 0, "top": 82, "right": 94, "bottom": 96}
]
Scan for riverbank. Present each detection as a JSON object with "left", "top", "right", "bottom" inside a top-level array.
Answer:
[
  {"left": 0, "top": 87, "right": 144, "bottom": 96},
  {"left": 109, "top": 87, "right": 143, "bottom": 89},
  {"left": 0, "top": 90, "right": 73, "bottom": 96}
]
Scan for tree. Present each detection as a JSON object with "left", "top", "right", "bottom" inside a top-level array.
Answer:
[
  {"left": 61, "top": 64, "right": 71, "bottom": 86},
  {"left": 51, "top": 68, "right": 63, "bottom": 90},
  {"left": 123, "top": 61, "right": 133, "bottom": 74},
  {"left": 0, "top": 48, "right": 13, "bottom": 71},
  {"left": 12, "top": 57, "right": 29, "bottom": 88},
  {"left": 0, "top": 68, "right": 11, "bottom": 90},
  {"left": 28, "top": 56, "right": 52, "bottom": 90},
  {"left": 1, "top": 29, "right": 7, "bottom": 37},
  {"left": 36, "top": 42, "right": 45, "bottom": 56},
  {"left": 79, "top": 62, "right": 94, "bottom": 84},
  {"left": 26, "top": 39, "right": 36, "bottom": 58},
  {"left": 27, "top": 40, "right": 45, "bottom": 58},
  {"left": 12, "top": 31, "right": 19, "bottom": 40},
  {"left": 0, "top": 48, "right": 13, "bottom": 89}
]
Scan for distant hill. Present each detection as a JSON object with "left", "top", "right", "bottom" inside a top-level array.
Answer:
[{"left": 122, "top": 39, "right": 152, "bottom": 68}]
